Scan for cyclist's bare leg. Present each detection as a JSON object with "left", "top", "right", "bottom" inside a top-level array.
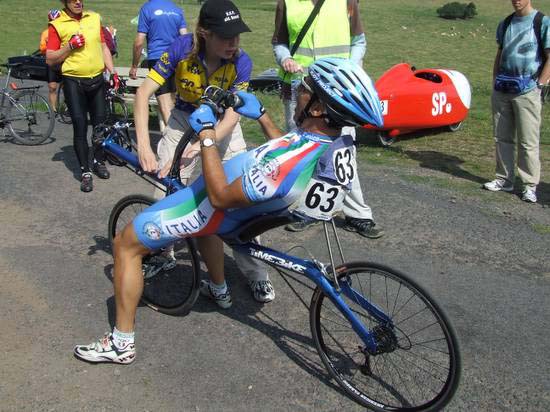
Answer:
[
  {"left": 48, "top": 81, "right": 59, "bottom": 112},
  {"left": 112, "top": 224, "right": 150, "bottom": 332},
  {"left": 197, "top": 235, "right": 225, "bottom": 285}
]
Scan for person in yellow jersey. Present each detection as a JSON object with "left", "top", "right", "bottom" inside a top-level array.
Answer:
[
  {"left": 39, "top": 9, "right": 62, "bottom": 114},
  {"left": 272, "top": 0, "right": 384, "bottom": 239},
  {"left": 46, "top": 0, "right": 117, "bottom": 193},
  {"left": 134, "top": 0, "right": 275, "bottom": 305}
]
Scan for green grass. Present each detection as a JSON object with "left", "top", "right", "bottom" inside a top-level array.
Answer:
[
  {"left": 533, "top": 224, "right": 550, "bottom": 235},
  {"left": 0, "top": 0, "right": 548, "bottom": 196}
]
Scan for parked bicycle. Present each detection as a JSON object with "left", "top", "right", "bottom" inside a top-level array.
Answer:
[
  {"left": 0, "top": 63, "right": 55, "bottom": 145},
  {"left": 56, "top": 76, "right": 129, "bottom": 125},
  {"left": 94, "top": 95, "right": 461, "bottom": 410}
]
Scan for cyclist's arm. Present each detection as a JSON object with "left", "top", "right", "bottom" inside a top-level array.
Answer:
[
  {"left": 214, "top": 108, "right": 240, "bottom": 143},
  {"left": 45, "top": 26, "right": 71, "bottom": 66},
  {"left": 258, "top": 113, "right": 284, "bottom": 140},
  {"left": 197, "top": 129, "right": 251, "bottom": 209},
  {"left": 102, "top": 43, "right": 115, "bottom": 74},
  {"left": 135, "top": 77, "right": 161, "bottom": 172},
  {"left": 131, "top": 33, "right": 146, "bottom": 72},
  {"left": 493, "top": 48, "right": 502, "bottom": 80}
]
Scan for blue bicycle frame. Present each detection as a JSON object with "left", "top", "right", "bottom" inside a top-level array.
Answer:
[{"left": 100, "top": 125, "right": 392, "bottom": 354}]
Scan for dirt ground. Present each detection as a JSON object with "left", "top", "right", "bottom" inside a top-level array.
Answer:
[{"left": 1, "top": 117, "right": 549, "bottom": 411}]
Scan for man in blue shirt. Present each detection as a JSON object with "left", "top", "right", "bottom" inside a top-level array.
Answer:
[
  {"left": 483, "top": 0, "right": 550, "bottom": 203},
  {"left": 130, "top": 0, "right": 187, "bottom": 125}
]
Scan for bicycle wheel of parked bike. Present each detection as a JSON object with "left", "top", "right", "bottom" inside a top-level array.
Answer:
[
  {"left": 56, "top": 85, "right": 71, "bottom": 124},
  {"left": 106, "top": 95, "right": 129, "bottom": 124},
  {"left": 108, "top": 194, "right": 200, "bottom": 316},
  {"left": 310, "top": 261, "right": 460, "bottom": 411},
  {"left": 8, "top": 89, "right": 54, "bottom": 145}
]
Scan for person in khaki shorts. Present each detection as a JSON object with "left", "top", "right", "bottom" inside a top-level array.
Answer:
[
  {"left": 134, "top": 0, "right": 275, "bottom": 305},
  {"left": 484, "top": 0, "right": 550, "bottom": 203}
]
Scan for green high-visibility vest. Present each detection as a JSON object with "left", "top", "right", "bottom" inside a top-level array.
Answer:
[{"left": 279, "top": 0, "right": 351, "bottom": 83}]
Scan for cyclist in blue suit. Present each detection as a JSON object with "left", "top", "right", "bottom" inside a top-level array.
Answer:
[{"left": 74, "top": 58, "right": 384, "bottom": 364}]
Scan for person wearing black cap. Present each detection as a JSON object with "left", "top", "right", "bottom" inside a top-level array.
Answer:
[{"left": 133, "top": 0, "right": 275, "bottom": 307}]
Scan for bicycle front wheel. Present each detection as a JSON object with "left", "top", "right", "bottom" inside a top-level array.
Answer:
[
  {"left": 108, "top": 194, "right": 200, "bottom": 316},
  {"left": 7, "top": 90, "right": 55, "bottom": 145},
  {"left": 310, "top": 262, "right": 461, "bottom": 411}
]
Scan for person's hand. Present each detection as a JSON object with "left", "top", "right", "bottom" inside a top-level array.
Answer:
[
  {"left": 234, "top": 91, "right": 266, "bottom": 120},
  {"left": 138, "top": 146, "right": 158, "bottom": 173},
  {"left": 188, "top": 104, "right": 216, "bottom": 135},
  {"left": 110, "top": 72, "right": 120, "bottom": 91},
  {"left": 282, "top": 57, "right": 303, "bottom": 74},
  {"left": 68, "top": 34, "right": 85, "bottom": 50},
  {"left": 129, "top": 66, "right": 138, "bottom": 80}
]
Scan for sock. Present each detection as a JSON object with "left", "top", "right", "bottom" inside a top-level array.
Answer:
[
  {"left": 209, "top": 280, "right": 228, "bottom": 297},
  {"left": 112, "top": 327, "right": 135, "bottom": 349}
]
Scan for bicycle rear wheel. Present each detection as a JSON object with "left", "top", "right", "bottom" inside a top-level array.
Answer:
[
  {"left": 310, "top": 262, "right": 460, "bottom": 411},
  {"left": 106, "top": 95, "right": 129, "bottom": 124},
  {"left": 56, "top": 85, "right": 72, "bottom": 124},
  {"left": 108, "top": 194, "right": 200, "bottom": 316},
  {"left": 7, "top": 90, "right": 54, "bottom": 145}
]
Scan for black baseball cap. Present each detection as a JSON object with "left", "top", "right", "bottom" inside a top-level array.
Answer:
[{"left": 199, "top": 0, "right": 251, "bottom": 39}]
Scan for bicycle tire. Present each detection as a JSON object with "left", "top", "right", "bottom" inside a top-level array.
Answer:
[
  {"left": 56, "top": 85, "right": 72, "bottom": 124},
  {"left": 106, "top": 95, "right": 129, "bottom": 124},
  {"left": 108, "top": 194, "right": 200, "bottom": 316},
  {"left": 310, "top": 261, "right": 461, "bottom": 411},
  {"left": 7, "top": 90, "right": 54, "bottom": 145}
]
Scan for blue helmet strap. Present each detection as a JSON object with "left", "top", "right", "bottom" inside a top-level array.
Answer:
[{"left": 296, "top": 93, "right": 319, "bottom": 127}]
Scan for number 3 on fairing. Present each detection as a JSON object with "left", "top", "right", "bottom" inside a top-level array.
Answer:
[{"left": 333, "top": 148, "right": 355, "bottom": 185}]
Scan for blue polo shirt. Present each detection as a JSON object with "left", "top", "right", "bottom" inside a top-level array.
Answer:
[{"left": 138, "top": 0, "right": 187, "bottom": 60}]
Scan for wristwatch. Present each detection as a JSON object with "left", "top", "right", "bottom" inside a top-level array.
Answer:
[{"left": 200, "top": 137, "right": 216, "bottom": 148}]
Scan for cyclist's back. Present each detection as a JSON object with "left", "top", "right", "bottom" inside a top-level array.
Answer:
[{"left": 138, "top": 0, "right": 187, "bottom": 60}]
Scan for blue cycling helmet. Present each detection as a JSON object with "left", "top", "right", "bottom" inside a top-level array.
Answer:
[{"left": 308, "top": 58, "right": 384, "bottom": 128}]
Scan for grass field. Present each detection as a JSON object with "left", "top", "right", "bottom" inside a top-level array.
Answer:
[{"left": 0, "top": 0, "right": 548, "bottom": 197}]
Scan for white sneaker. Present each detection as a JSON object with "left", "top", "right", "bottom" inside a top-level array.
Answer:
[
  {"left": 483, "top": 179, "right": 513, "bottom": 192},
  {"left": 74, "top": 333, "right": 136, "bottom": 364},
  {"left": 249, "top": 279, "right": 275, "bottom": 303},
  {"left": 200, "top": 280, "right": 232, "bottom": 309},
  {"left": 521, "top": 188, "right": 537, "bottom": 203}
]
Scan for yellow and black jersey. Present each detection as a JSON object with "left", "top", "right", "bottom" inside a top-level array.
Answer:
[{"left": 148, "top": 33, "right": 252, "bottom": 112}]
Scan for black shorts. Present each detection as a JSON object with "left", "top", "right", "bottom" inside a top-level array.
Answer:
[
  {"left": 147, "top": 59, "right": 175, "bottom": 97},
  {"left": 47, "top": 65, "right": 62, "bottom": 84}
]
